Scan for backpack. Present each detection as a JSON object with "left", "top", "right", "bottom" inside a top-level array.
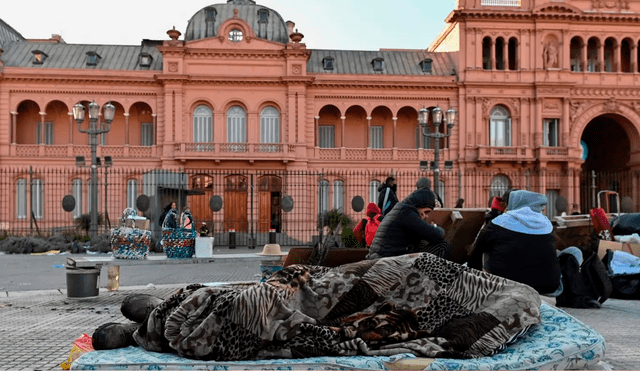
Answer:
[
  {"left": 353, "top": 218, "right": 366, "bottom": 246},
  {"left": 556, "top": 247, "right": 612, "bottom": 309},
  {"left": 364, "top": 216, "right": 381, "bottom": 246}
]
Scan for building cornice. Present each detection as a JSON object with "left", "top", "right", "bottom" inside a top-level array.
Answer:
[
  {"left": 8, "top": 88, "right": 157, "bottom": 96},
  {"left": 1, "top": 71, "right": 158, "bottom": 86},
  {"left": 450, "top": 9, "right": 640, "bottom": 23},
  {"left": 313, "top": 94, "right": 452, "bottom": 100}
]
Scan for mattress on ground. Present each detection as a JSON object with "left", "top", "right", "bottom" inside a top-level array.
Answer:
[{"left": 71, "top": 302, "right": 605, "bottom": 370}]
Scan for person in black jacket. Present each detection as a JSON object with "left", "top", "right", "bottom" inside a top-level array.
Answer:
[
  {"left": 416, "top": 177, "right": 443, "bottom": 208},
  {"left": 377, "top": 176, "right": 398, "bottom": 218},
  {"left": 367, "top": 188, "right": 448, "bottom": 260},
  {"left": 468, "top": 190, "right": 562, "bottom": 295}
]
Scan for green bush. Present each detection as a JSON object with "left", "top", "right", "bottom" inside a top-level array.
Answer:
[
  {"left": 317, "top": 209, "right": 354, "bottom": 234},
  {"left": 341, "top": 227, "right": 362, "bottom": 248}
]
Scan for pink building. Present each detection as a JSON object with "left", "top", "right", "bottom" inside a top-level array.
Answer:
[{"left": 0, "top": 0, "right": 637, "bottom": 240}]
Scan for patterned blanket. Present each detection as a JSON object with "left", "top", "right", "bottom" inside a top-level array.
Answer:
[{"left": 133, "top": 253, "right": 541, "bottom": 361}]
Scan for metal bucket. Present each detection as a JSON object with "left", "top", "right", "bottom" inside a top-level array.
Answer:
[{"left": 65, "top": 267, "right": 100, "bottom": 298}]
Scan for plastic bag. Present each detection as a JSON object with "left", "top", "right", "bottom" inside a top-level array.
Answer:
[{"left": 60, "top": 333, "right": 94, "bottom": 370}]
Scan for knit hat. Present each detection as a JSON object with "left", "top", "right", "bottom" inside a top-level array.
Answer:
[
  {"left": 416, "top": 177, "right": 432, "bottom": 190},
  {"left": 404, "top": 189, "right": 436, "bottom": 209},
  {"left": 366, "top": 202, "right": 381, "bottom": 216},
  {"left": 507, "top": 190, "right": 547, "bottom": 213}
]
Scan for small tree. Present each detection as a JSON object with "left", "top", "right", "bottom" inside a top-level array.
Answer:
[
  {"left": 74, "top": 213, "right": 104, "bottom": 236},
  {"left": 317, "top": 208, "right": 354, "bottom": 236}
]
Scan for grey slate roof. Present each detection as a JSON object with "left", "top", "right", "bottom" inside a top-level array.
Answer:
[
  {"left": 307, "top": 49, "right": 457, "bottom": 76},
  {"left": 0, "top": 40, "right": 163, "bottom": 70},
  {"left": 185, "top": 1, "right": 289, "bottom": 43},
  {"left": 0, "top": 18, "right": 25, "bottom": 50}
]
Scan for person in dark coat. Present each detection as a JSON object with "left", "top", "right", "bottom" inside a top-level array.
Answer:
[
  {"left": 416, "top": 177, "right": 443, "bottom": 208},
  {"left": 377, "top": 176, "right": 399, "bottom": 217},
  {"left": 468, "top": 190, "right": 562, "bottom": 295},
  {"left": 159, "top": 202, "right": 177, "bottom": 229},
  {"left": 367, "top": 188, "right": 447, "bottom": 260}
]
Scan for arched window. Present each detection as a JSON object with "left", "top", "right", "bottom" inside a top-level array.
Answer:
[
  {"left": 333, "top": 180, "right": 344, "bottom": 212},
  {"left": 490, "top": 175, "right": 510, "bottom": 200},
  {"left": 72, "top": 179, "right": 83, "bottom": 219},
  {"left": 17, "top": 179, "right": 27, "bottom": 219},
  {"left": 621, "top": 38, "right": 632, "bottom": 73},
  {"left": 318, "top": 179, "right": 329, "bottom": 214},
  {"left": 570, "top": 37, "right": 583, "bottom": 72},
  {"left": 495, "top": 38, "right": 505, "bottom": 70},
  {"left": 482, "top": 37, "right": 492, "bottom": 70},
  {"left": 490, "top": 106, "right": 511, "bottom": 147},
  {"left": 508, "top": 37, "right": 518, "bottom": 70},
  {"left": 587, "top": 38, "right": 599, "bottom": 72},
  {"left": 193, "top": 105, "right": 213, "bottom": 143},
  {"left": 260, "top": 106, "right": 280, "bottom": 143},
  {"left": 227, "top": 106, "right": 246, "bottom": 143},
  {"left": 369, "top": 180, "right": 380, "bottom": 204},
  {"left": 32, "top": 179, "right": 43, "bottom": 219},
  {"left": 604, "top": 38, "right": 615, "bottom": 72},
  {"left": 127, "top": 180, "right": 138, "bottom": 210}
]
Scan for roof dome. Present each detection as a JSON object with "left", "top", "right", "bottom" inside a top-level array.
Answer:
[{"left": 184, "top": 0, "right": 290, "bottom": 43}]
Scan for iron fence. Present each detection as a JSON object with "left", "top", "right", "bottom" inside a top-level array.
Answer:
[{"left": 1, "top": 167, "right": 637, "bottom": 246}]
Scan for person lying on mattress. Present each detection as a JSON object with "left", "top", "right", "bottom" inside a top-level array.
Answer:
[
  {"left": 91, "top": 252, "right": 541, "bottom": 361},
  {"left": 468, "top": 190, "right": 562, "bottom": 295}
]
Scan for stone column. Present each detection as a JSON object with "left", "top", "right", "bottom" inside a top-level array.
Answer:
[
  {"left": 598, "top": 42, "right": 604, "bottom": 72},
  {"left": 39, "top": 112, "right": 46, "bottom": 144},
  {"left": 631, "top": 43, "right": 637, "bottom": 73},
  {"left": 68, "top": 112, "right": 73, "bottom": 143},
  {"left": 490, "top": 39, "right": 496, "bottom": 70},
  {"left": 152, "top": 114, "right": 157, "bottom": 146},
  {"left": 366, "top": 116, "right": 372, "bottom": 147},
  {"left": 124, "top": 113, "right": 130, "bottom": 145},
  {"left": 581, "top": 40, "right": 587, "bottom": 72},
  {"left": 11, "top": 111, "right": 17, "bottom": 144},
  {"left": 614, "top": 42, "right": 620, "bottom": 72},
  {"left": 314, "top": 116, "right": 319, "bottom": 147},
  {"left": 502, "top": 40, "right": 508, "bottom": 70},
  {"left": 340, "top": 116, "right": 346, "bottom": 148},
  {"left": 392, "top": 117, "right": 397, "bottom": 148}
]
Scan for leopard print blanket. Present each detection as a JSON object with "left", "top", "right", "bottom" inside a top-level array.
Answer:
[{"left": 133, "top": 253, "right": 541, "bottom": 361}]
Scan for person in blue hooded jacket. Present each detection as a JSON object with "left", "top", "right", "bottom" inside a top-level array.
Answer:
[{"left": 468, "top": 190, "right": 562, "bottom": 295}]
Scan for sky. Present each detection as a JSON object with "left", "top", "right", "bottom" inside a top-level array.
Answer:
[{"left": 2, "top": 0, "right": 457, "bottom": 51}]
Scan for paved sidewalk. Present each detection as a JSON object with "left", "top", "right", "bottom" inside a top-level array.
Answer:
[{"left": 0, "top": 247, "right": 639, "bottom": 370}]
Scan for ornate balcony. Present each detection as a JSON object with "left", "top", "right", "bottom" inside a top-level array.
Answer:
[
  {"left": 476, "top": 146, "right": 534, "bottom": 163},
  {"left": 315, "top": 147, "right": 435, "bottom": 162},
  {"left": 10, "top": 144, "right": 158, "bottom": 159},
  {"left": 536, "top": 147, "right": 570, "bottom": 161},
  {"left": 173, "top": 142, "right": 297, "bottom": 162}
]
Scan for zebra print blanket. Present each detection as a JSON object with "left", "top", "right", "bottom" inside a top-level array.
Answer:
[{"left": 133, "top": 253, "right": 541, "bottom": 361}]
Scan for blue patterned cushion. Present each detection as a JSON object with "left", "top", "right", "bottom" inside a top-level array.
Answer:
[{"left": 71, "top": 302, "right": 605, "bottom": 370}]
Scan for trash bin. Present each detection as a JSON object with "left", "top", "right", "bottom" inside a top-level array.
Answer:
[{"left": 65, "top": 267, "right": 100, "bottom": 298}]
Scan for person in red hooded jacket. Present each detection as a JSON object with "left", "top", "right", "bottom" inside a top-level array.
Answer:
[{"left": 353, "top": 203, "right": 382, "bottom": 248}]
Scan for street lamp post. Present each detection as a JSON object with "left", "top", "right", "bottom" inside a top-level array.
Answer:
[
  {"left": 72, "top": 101, "right": 115, "bottom": 245},
  {"left": 418, "top": 106, "right": 457, "bottom": 191}
]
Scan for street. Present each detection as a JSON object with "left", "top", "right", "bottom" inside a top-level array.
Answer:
[{"left": 0, "top": 251, "right": 263, "bottom": 293}]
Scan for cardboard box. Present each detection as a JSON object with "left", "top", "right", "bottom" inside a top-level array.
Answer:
[
  {"left": 195, "top": 237, "right": 214, "bottom": 258},
  {"left": 598, "top": 240, "right": 640, "bottom": 260},
  {"left": 125, "top": 218, "right": 149, "bottom": 230}
]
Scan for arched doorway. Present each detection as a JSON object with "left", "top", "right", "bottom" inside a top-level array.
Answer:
[
  {"left": 580, "top": 114, "right": 632, "bottom": 211},
  {"left": 224, "top": 175, "right": 248, "bottom": 232},
  {"left": 189, "top": 174, "right": 213, "bottom": 227},
  {"left": 257, "top": 175, "right": 282, "bottom": 233}
]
